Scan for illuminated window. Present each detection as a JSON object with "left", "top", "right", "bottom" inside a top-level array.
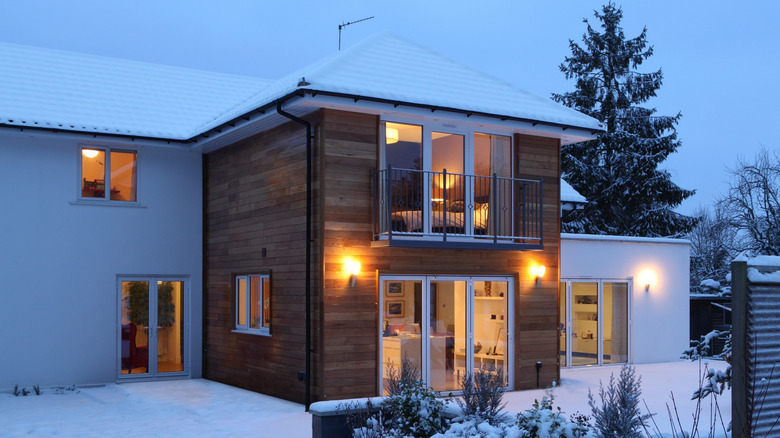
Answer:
[
  {"left": 235, "top": 274, "right": 271, "bottom": 336},
  {"left": 81, "top": 147, "right": 137, "bottom": 201}
]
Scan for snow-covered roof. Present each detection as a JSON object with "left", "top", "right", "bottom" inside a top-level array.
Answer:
[
  {"left": 0, "top": 42, "right": 269, "bottom": 140},
  {"left": 0, "top": 33, "right": 602, "bottom": 142},
  {"left": 561, "top": 180, "right": 586, "bottom": 204}
]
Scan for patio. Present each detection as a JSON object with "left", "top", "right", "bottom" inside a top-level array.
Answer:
[{"left": 0, "top": 360, "right": 729, "bottom": 437}]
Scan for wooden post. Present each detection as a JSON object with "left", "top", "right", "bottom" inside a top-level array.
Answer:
[{"left": 731, "top": 260, "right": 748, "bottom": 438}]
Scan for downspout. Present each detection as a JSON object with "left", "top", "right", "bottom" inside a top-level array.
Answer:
[{"left": 276, "top": 101, "right": 313, "bottom": 411}]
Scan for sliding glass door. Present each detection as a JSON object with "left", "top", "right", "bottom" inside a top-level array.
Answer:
[
  {"left": 380, "top": 276, "right": 512, "bottom": 394},
  {"left": 559, "top": 279, "right": 630, "bottom": 367},
  {"left": 119, "top": 278, "right": 187, "bottom": 378}
]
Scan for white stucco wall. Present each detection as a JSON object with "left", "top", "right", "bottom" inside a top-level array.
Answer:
[
  {"left": 561, "top": 234, "right": 690, "bottom": 364},
  {"left": 0, "top": 130, "right": 202, "bottom": 390}
]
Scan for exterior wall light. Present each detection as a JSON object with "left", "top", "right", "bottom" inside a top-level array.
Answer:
[
  {"left": 347, "top": 260, "right": 361, "bottom": 287},
  {"left": 530, "top": 265, "right": 545, "bottom": 286},
  {"left": 638, "top": 269, "right": 656, "bottom": 292}
]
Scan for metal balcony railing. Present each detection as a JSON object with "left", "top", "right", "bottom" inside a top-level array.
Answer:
[{"left": 373, "top": 167, "right": 543, "bottom": 249}]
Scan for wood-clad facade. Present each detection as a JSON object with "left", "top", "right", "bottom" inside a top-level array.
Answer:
[{"left": 204, "top": 107, "right": 562, "bottom": 404}]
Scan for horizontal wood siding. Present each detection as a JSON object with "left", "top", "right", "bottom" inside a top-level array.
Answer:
[
  {"left": 204, "top": 117, "right": 321, "bottom": 404},
  {"left": 317, "top": 110, "right": 561, "bottom": 399}
]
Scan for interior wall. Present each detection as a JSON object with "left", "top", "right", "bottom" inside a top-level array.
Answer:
[
  {"left": 0, "top": 131, "right": 203, "bottom": 390},
  {"left": 560, "top": 234, "right": 690, "bottom": 363}
]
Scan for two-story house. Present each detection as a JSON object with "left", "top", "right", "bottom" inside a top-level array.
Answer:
[{"left": 1, "top": 33, "right": 688, "bottom": 407}]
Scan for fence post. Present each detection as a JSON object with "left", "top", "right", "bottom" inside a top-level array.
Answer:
[{"left": 731, "top": 259, "right": 748, "bottom": 438}]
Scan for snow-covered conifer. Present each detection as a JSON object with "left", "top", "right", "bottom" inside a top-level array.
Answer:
[{"left": 554, "top": 3, "right": 695, "bottom": 237}]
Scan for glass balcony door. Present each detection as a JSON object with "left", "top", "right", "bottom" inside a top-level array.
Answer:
[{"left": 119, "top": 278, "right": 187, "bottom": 378}]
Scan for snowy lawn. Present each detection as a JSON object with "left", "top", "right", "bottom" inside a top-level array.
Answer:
[{"left": 0, "top": 360, "right": 729, "bottom": 437}]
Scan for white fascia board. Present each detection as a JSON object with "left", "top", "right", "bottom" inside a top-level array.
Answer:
[
  {"left": 560, "top": 233, "right": 691, "bottom": 246},
  {"left": 0, "top": 125, "right": 192, "bottom": 150}
]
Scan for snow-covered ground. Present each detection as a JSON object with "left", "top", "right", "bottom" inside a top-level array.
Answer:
[{"left": 0, "top": 360, "right": 729, "bottom": 437}]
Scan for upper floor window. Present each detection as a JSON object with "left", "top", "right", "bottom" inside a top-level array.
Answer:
[
  {"left": 81, "top": 147, "right": 137, "bottom": 202},
  {"left": 235, "top": 274, "right": 271, "bottom": 336}
]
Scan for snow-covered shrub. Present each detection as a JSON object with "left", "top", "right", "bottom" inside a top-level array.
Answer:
[
  {"left": 515, "top": 392, "right": 592, "bottom": 438},
  {"left": 456, "top": 364, "right": 508, "bottom": 424},
  {"left": 682, "top": 329, "right": 732, "bottom": 400},
  {"left": 432, "top": 417, "right": 520, "bottom": 438},
  {"left": 380, "top": 378, "right": 448, "bottom": 438},
  {"left": 588, "top": 365, "right": 647, "bottom": 438}
]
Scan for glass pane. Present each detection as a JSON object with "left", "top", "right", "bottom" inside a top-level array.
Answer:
[
  {"left": 381, "top": 280, "right": 422, "bottom": 395},
  {"left": 384, "top": 123, "right": 423, "bottom": 234},
  {"left": 262, "top": 277, "right": 271, "bottom": 330},
  {"left": 121, "top": 281, "right": 149, "bottom": 374},
  {"left": 559, "top": 282, "right": 567, "bottom": 367},
  {"left": 385, "top": 122, "right": 422, "bottom": 170},
  {"left": 236, "top": 278, "right": 247, "bottom": 327},
  {"left": 603, "top": 282, "right": 629, "bottom": 364},
  {"left": 250, "top": 276, "right": 261, "bottom": 329},
  {"left": 432, "top": 133, "right": 465, "bottom": 234},
  {"left": 430, "top": 280, "right": 467, "bottom": 392},
  {"left": 473, "top": 281, "right": 508, "bottom": 386},
  {"left": 81, "top": 148, "right": 105, "bottom": 198},
  {"left": 110, "top": 151, "right": 137, "bottom": 201},
  {"left": 571, "top": 282, "right": 599, "bottom": 366},
  {"left": 474, "top": 134, "right": 512, "bottom": 236},
  {"left": 157, "top": 281, "right": 184, "bottom": 373}
]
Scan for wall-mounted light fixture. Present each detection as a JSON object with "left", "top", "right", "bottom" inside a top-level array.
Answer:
[
  {"left": 347, "top": 260, "right": 361, "bottom": 287},
  {"left": 530, "top": 265, "right": 545, "bottom": 286},
  {"left": 638, "top": 269, "right": 656, "bottom": 292}
]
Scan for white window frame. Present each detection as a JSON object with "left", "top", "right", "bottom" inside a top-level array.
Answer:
[
  {"left": 78, "top": 145, "right": 139, "bottom": 204},
  {"left": 234, "top": 274, "right": 271, "bottom": 336}
]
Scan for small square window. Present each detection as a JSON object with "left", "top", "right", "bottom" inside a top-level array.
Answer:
[
  {"left": 81, "top": 147, "right": 137, "bottom": 201},
  {"left": 235, "top": 274, "right": 271, "bottom": 336}
]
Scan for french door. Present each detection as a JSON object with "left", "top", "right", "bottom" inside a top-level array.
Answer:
[
  {"left": 379, "top": 275, "right": 513, "bottom": 394},
  {"left": 118, "top": 277, "right": 188, "bottom": 378},
  {"left": 559, "top": 279, "right": 630, "bottom": 367}
]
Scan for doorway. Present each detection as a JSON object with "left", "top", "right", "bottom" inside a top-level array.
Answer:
[
  {"left": 559, "top": 279, "right": 630, "bottom": 367},
  {"left": 379, "top": 275, "right": 513, "bottom": 394},
  {"left": 118, "top": 278, "right": 188, "bottom": 378}
]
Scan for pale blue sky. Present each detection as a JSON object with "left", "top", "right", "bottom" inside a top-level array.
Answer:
[{"left": 1, "top": 0, "right": 776, "bottom": 215}]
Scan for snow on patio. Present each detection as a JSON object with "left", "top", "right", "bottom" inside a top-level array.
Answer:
[{"left": 1, "top": 360, "right": 729, "bottom": 437}]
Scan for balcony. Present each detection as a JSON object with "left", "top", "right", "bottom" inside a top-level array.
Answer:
[{"left": 372, "top": 167, "right": 543, "bottom": 250}]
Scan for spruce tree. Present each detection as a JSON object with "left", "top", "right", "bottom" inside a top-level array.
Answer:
[{"left": 553, "top": 3, "right": 696, "bottom": 237}]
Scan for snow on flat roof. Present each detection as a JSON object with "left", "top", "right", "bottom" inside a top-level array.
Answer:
[
  {"left": 0, "top": 42, "right": 270, "bottom": 140},
  {"left": 561, "top": 179, "right": 586, "bottom": 203},
  {"left": 561, "top": 233, "right": 691, "bottom": 245},
  {"left": 0, "top": 33, "right": 602, "bottom": 141}
]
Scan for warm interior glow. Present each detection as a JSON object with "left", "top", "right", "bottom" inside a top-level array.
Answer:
[
  {"left": 638, "top": 269, "right": 656, "bottom": 290},
  {"left": 82, "top": 149, "right": 99, "bottom": 158},
  {"left": 386, "top": 127, "right": 399, "bottom": 144},
  {"left": 530, "top": 265, "right": 546, "bottom": 278}
]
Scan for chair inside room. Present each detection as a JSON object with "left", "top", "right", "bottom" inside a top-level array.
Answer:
[{"left": 121, "top": 322, "right": 149, "bottom": 374}]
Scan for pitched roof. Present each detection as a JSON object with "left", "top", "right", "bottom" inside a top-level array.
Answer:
[
  {"left": 0, "top": 42, "right": 269, "bottom": 140},
  {"left": 0, "top": 33, "right": 602, "bottom": 141}
]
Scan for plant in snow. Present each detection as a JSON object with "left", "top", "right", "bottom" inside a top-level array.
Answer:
[
  {"left": 588, "top": 364, "right": 647, "bottom": 437},
  {"left": 553, "top": 2, "right": 695, "bottom": 237},
  {"left": 681, "top": 329, "right": 732, "bottom": 400},
  {"left": 456, "top": 364, "right": 508, "bottom": 425},
  {"left": 385, "top": 355, "right": 422, "bottom": 396},
  {"left": 515, "top": 390, "right": 593, "bottom": 438},
  {"left": 379, "top": 378, "right": 447, "bottom": 438}
]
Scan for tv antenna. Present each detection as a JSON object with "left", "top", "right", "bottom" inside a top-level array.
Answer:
[{"left": 338, "top": 16, "right": 374, "bottom": 50}]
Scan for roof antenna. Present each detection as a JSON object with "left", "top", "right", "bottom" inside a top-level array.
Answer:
[{"left": 338, "top": 16, "right": 374, "bottom": 50}]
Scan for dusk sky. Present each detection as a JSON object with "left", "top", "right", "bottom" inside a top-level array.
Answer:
[{"left": 1, "top": 0, "right": 776, "bottom": 216}]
